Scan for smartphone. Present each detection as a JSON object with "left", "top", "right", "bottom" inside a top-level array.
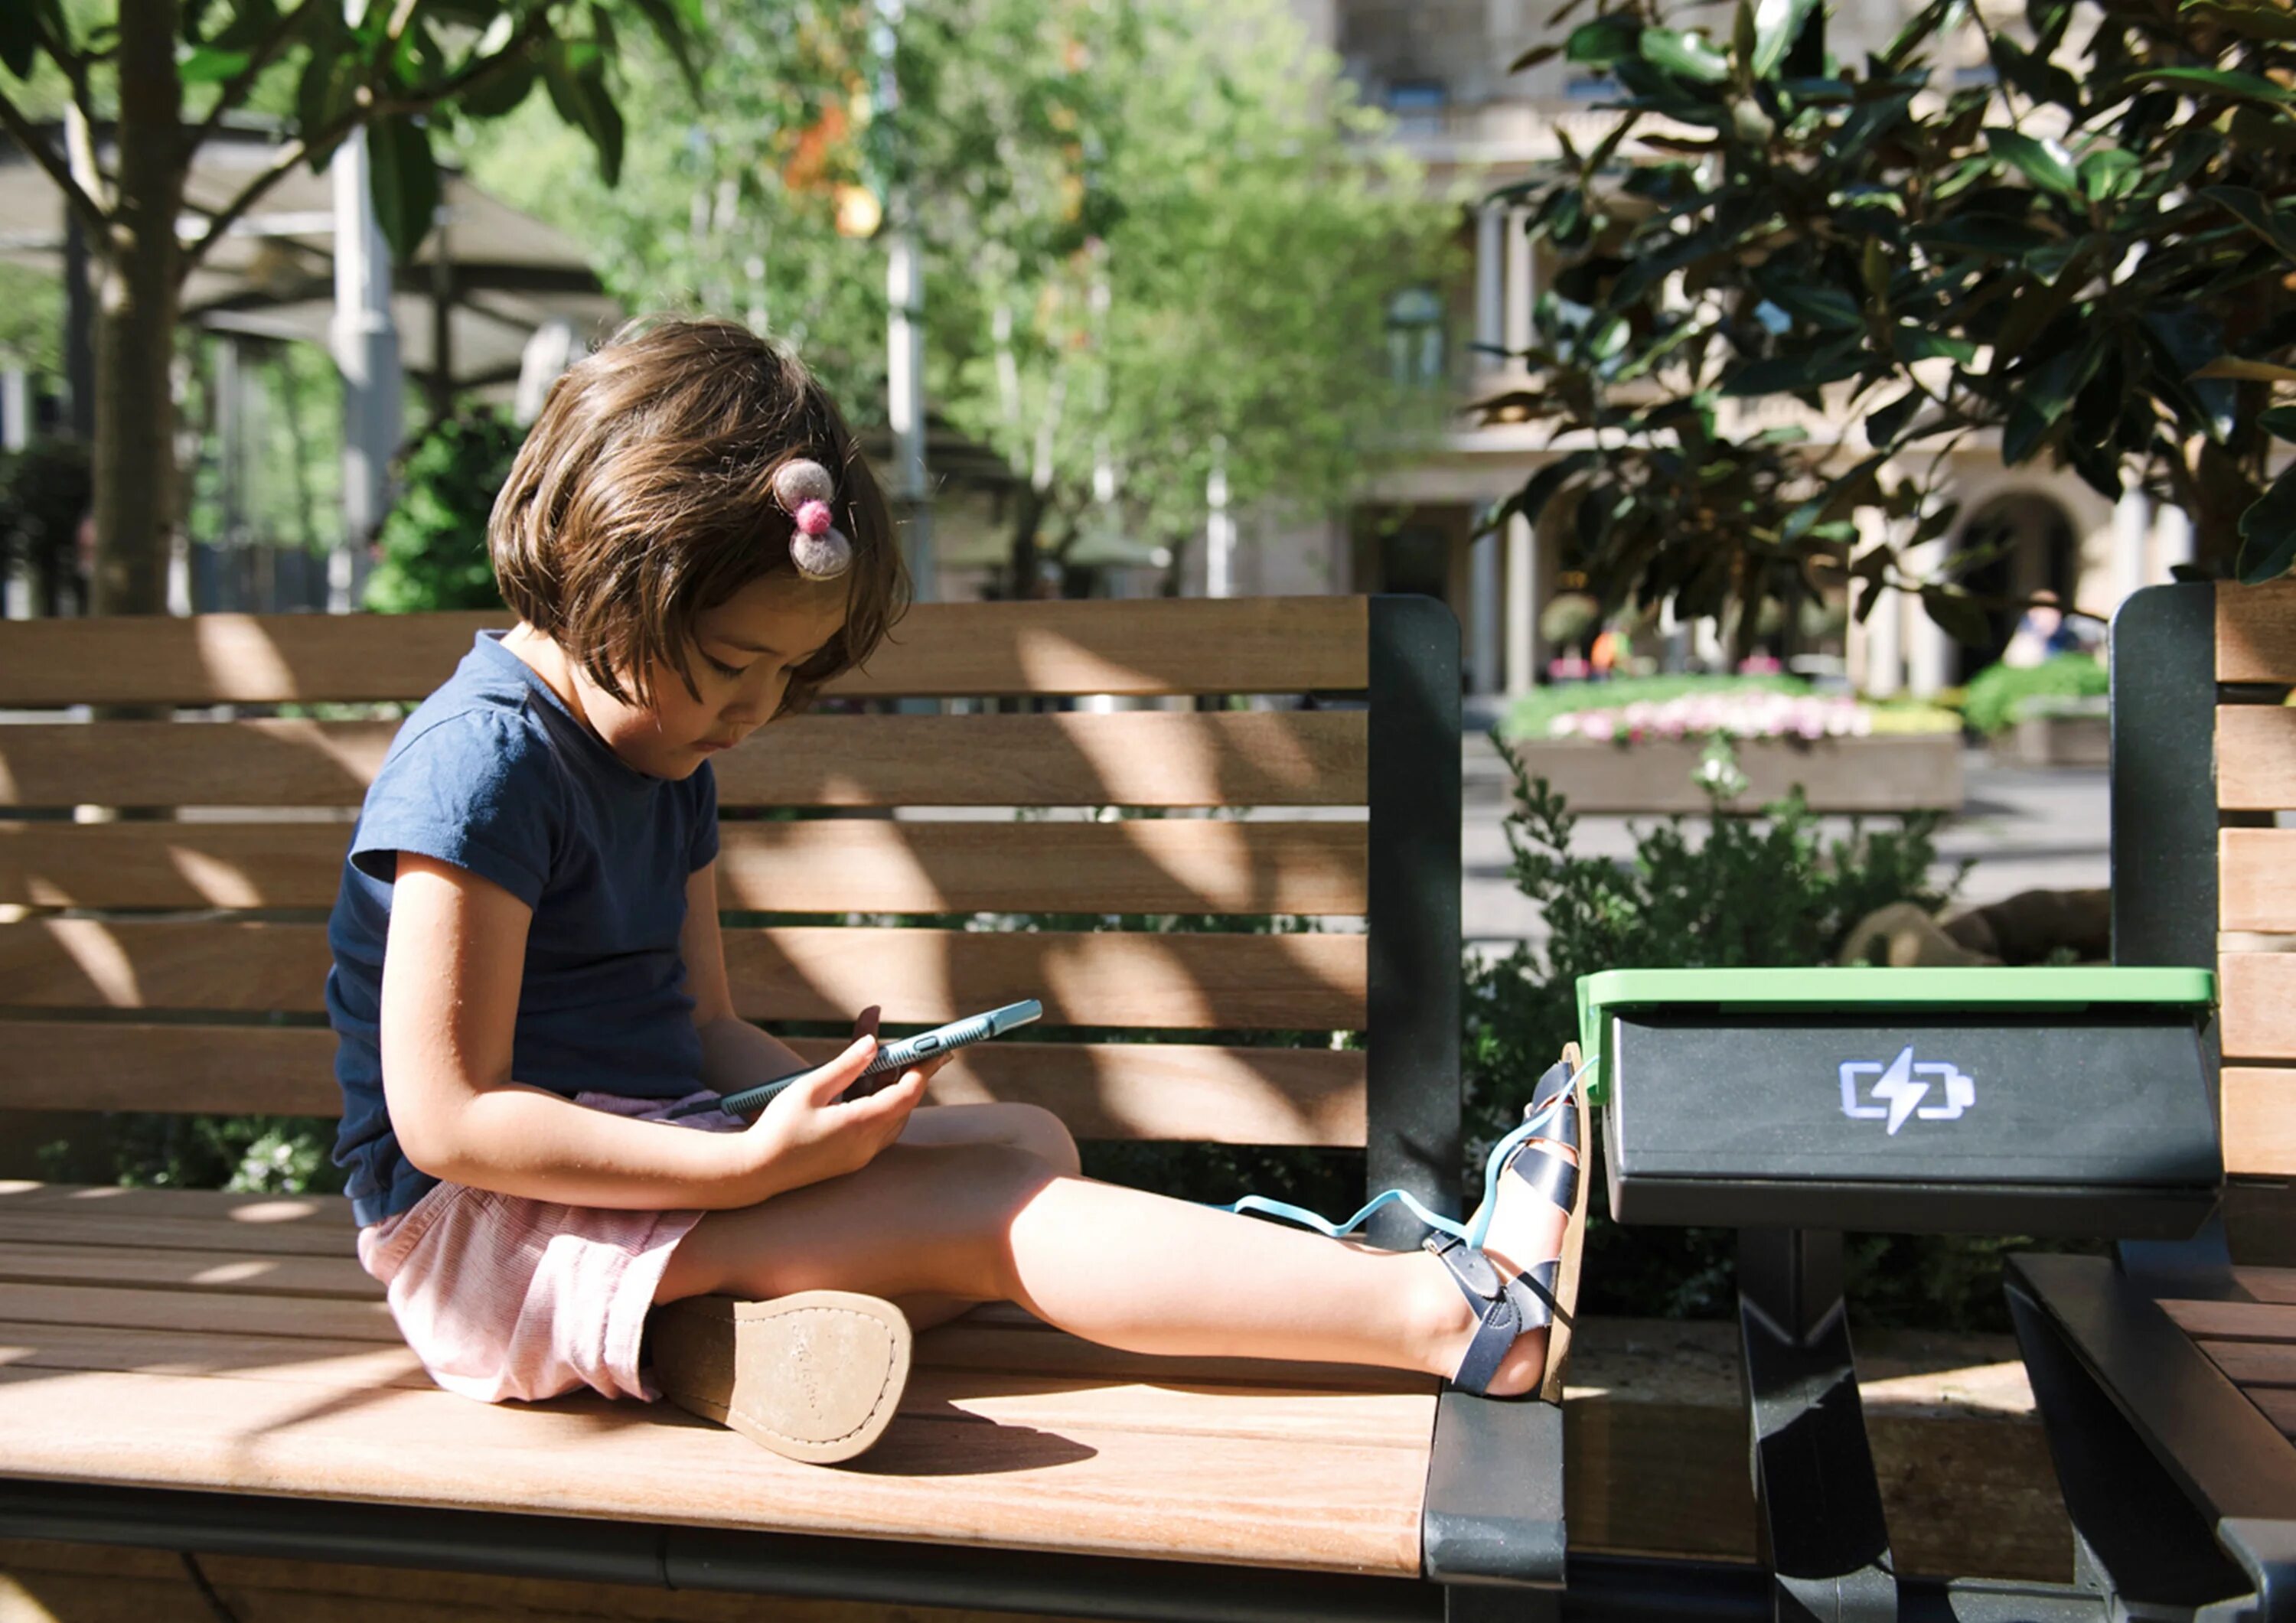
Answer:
[{"left": 684, "top": 999, "right": 1045, "bottom": 1122}]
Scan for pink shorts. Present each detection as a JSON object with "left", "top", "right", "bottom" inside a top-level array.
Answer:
[{"left": 356, "top": 1090, "right": 743, "bottom": 1404}]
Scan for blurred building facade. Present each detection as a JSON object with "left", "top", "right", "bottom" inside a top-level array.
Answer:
[{"left": 1253, "top": 0, "right": 2197, "bottom": 701}]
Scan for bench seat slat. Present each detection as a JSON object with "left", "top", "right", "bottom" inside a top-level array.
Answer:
[
  {"left": 0, "top": 1025, "right": 1366, "bottom": 1145},
  {"left": 0, "top": 1364, "right": 1430, "bottom": 1575},
  {"left": 1, "top": 818, "right": 1369, "bottom": 916},
  {"left": 0, "top": 600, "right": 1372, "bottom": 707},
  {"left": 0, "top": 921, "right": 1367, "bottom": 1031},
  {"left": 0, "top": 1240, "right": 377, "bottom": 1301},
  {"left": 0, "top": 712, "right": 1371, "bottom": 811},
  {"left": 0, "top": 1318, "right": 1436, "bottom": 1449},
  {"left": 2220, "top": 954, "right": 2296, "bottom": 1061}
]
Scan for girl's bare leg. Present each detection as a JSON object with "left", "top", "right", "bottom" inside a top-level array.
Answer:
[
  {"left": 657, "top": 1134, "right": 1569, "bottom": 1397},
  {"left": 880, "top": 1102, "right": 1081, "bottom": 1329}
]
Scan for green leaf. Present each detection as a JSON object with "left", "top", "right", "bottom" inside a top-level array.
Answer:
[
  {"left": 178, "top": 44, "right": 251, "bottom": 83},
  {"left": 366, "top": 115, "right": 441, "bottom": 261},
  {"left": 2260, "top": 405, "right": 2296, "bottom": 441},
  {"left": 1986, "top": 128, "right": 2079, "bottom": 196},
  {"left": 1864, "top": 389, "right": 1921, "bottom": 446},
  {"left": 2131, "top": 66, "right": 2296, "bottom": 105},
  {"left": 294, "top": 41, "right": 360, "bottom": 171},
  {"left": 542, "top": 38, "right": 625, "bottom": 187},
  {"left": 2201, "top": 185, "right": 2296, "bottom": 260},
  {"left": 1501, "top": 451, "right": 1599, "bottom": 530},
  {"left": 2238, "top": 461, "right": 2296, "bottom": 584},
  {"left": 1890, "top": 325, "right": 1978, "bottom": 364},
  {"left": 1567, "top": 15, "right": 1639, "bottom": 66},
  {"left": 457, "top": 56, "right": 537, "bottom": 119},
  {"left": 1751, "top": 0, "right": 1819, "bottom": 76},
  {"left": 0, "top": 2, "right": 43, "bottom": 78},
  {"left": 1760, "top": 275, "right": 1864, "bottom": 331},
  {"left": 1722, "top": 347, "right": 1864, "bottom": 395},
  {"left": 622, "top": 0, "right": 703, "bottom": 96},
  {"left": 2182, "top": 0, "right": 2296, "bottom": 42},
  {"left": 1640, "top": 27, "right": 1731, "bottom": 83},
  {"left": 1508, "top": 41, "right": 1564, "bottom": 72},
  {"left": 2078, "top": 147, "right": 2141, "bottom": 202},
  {"left": 1920, "top": 585, "right": 1994, "bottom": 646},
  {"left": 2193, "top": 357, "right": 2296, "bottom": 383},
  {"left": 1913, "top": 216, "right": 2056, "bottom": 257}
]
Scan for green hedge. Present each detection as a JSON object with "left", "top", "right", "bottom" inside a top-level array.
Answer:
[{"left": 1961, "top": 654, "right": 2108, "bottom": 739}]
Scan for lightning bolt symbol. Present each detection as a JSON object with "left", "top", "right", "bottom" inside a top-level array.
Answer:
[{"left": 1870, "top": 1045, "right": 1929, "bottom": 1136}]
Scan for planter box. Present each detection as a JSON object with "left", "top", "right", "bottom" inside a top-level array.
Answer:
[
  {"left": 1505, "top": 733, "right": 1965, "bottom": 813},
  {"left": 1996, "top": 712, "right": 2111, "bottom": 768}
]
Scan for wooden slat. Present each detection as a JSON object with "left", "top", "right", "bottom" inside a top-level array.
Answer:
[
  {"left": 2234, "top": 1266, "right": 2296, "bottom": 1305},
  {"left": 2226, "top": 1067, "right": 2296, "bottom": 1178},
  {"left": 2218, "top": 706, "right": 2296, "bottom": 810},
  {"left": 0, "top": 818, "right": 1368, "bottom": 915},
  {"left": 0, "top": 1318, "right": 1436, "bottom": 1448},
  {"left": 0, "top": 919, "right": 1366, "bottom": 1030},
  {"left": 0, "top": 1240, "right": 377, "bottom": 1301},
  {"left": 2222, "top": 954, "right": 2296, "bottom": 1061},
  {"left": 2223, "top": 829, "right": 2296, "bottom": 931},
  {"left": 2159, "top": 1297, "right": 2296, "bottom": 1341},
  {"left": 0, "top": 1208, "right": 360, "bottom": 1257},
  {"left": 0, "top": 1181, "right": 353, "bottom": 1225},
  {"left": 0, "top": 1025, "right": 1368, "bottom": 1145},
  {"left": 2200, "top": 1338, "right": 2296, "bottom": 1388},
  {"left": 0, "top": 1279, "right": 396, "bottom": 1341},
  {"left": 2219, "top": 579, "right": 2296, "bottom": 683},
  {"left": 0, "top": 712, "right": 1369, "bottom": 810},
  {"left": 0, "top": 1366, "right": 1430, "bottom": 1576},
  {"left": 0, "top": 600, "right": 1370, "bottom": 707},
  {"left": 2242, "top": 1385, "right": 2296, "bottom": 1439}
]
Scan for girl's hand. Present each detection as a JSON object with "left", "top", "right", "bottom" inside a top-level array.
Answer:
[
  {"left": 846, "top": 1003, "right": 952, "bottom": 1097},
  {"left": 743, "top": 1034, "right": 926, "bottom": 1197}
]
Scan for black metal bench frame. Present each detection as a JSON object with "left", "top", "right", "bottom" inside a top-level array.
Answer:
[{"left": 2004, "top": 582, "right": 2296, "bottom": 1622}]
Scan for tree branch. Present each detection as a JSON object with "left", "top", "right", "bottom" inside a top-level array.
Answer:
[
  {"left": 184, "top": 17, "right": 551, "bottom": 271},
  {"left": 0, "top": 90, "right": 108, "bottom": 237},
  {"left": 189, "top": 0, "right": 328, "bottom": 150}
]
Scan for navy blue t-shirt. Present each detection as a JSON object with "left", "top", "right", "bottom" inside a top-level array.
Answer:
[{"left": 327, "top": 631, "right": 720, "bottom": 1225}]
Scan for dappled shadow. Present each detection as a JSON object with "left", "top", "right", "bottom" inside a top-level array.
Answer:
[{"left": 0, "top": 599, "right": 1450, "bottom": 1529}]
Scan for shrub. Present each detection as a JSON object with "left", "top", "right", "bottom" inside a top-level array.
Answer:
[
  {"left": 364, "top": 409, "right": 522, "bottom": 614},
  {"left": 1464, "top": 738, "right": 2052, "bottom": 1329},
  {"left": 1962, "top": 655, "right": 2108, "bottom": 739}
]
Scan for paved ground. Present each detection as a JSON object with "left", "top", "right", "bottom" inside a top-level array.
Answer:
[{"left": 1463, "top": 735, "right": 2110, "bottom": 952}]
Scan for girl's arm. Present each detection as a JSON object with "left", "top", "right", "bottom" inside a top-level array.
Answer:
[
  {"left": 380, "top": 854, "right": 918, "bottom": 1210},
  {"left": 680, "top": 862, "right": 947, "bottom": 1094},
  {"left": 680, "top": 860, "right": 814, "bottom": 1087}
]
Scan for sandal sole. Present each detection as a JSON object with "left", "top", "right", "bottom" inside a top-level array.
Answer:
[{"left": 650, "top": 1292, "right": 912, "bottom": 1464}]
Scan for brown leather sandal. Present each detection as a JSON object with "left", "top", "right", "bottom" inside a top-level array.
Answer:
[{"left": 648, "top": 1291, "right": 912, "bottom": 1464}]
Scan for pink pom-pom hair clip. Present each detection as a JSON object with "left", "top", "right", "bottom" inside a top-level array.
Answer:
[{"left": 770, "top": 459, "right": 853, "bottom": 582}]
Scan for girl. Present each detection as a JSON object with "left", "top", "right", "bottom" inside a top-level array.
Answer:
[{"left": 327, "top": 317, "right": 1581, "bottom": 1463}]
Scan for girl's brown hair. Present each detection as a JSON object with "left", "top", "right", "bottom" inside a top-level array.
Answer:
[{"left": 490, "top": 316, "right": 907, "bottom": 714}]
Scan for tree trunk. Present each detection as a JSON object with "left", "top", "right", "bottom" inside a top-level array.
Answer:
[{"left": 90, "top": 0, "right": 186, "bottom": 616}]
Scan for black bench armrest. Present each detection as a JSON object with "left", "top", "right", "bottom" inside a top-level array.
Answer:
[
  {"left": 1420, "top": 1391, "right": 1565, "bottom": 1587},
  {"left": 2009, "top": 1253, "right": 2296, "bottom": 1619}
]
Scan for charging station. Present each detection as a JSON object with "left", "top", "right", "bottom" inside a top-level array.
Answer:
[{"left": 1580, "top": 966, "right": 2220, "bottom": 1621}]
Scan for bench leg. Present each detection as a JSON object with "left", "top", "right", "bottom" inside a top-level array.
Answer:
[
  {"left": 2005, "top": 1269, "right": 2269, "bottom": 1618},
  {"left": 1739, "top": 1228, "right": 1898, "bottom": 1623}
]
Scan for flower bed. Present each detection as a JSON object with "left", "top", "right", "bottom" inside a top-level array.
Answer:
[{"left": 1500, "top": 680, "right": 1963, "bottom": 813}]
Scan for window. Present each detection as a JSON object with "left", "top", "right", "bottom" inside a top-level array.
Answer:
[
  {"left": 1386, "top": 285, "right": 1447, "bottom": 387},
  {"left": 1385, "top": 79, "right": 1449, "bottom": 134}
]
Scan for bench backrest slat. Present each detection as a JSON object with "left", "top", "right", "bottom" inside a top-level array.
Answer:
[
  {"left": 0, "top": 597, "right": 1458, "bottom": 1219},
  {"left": 3, "top": 820, "right": 1371, "bottom": 914},
  {"left": 0, "top": 599, "right": 1371, "bottom": 706},
  {"left": 2123, "top": 582, "right": 2296, "bottom": 1250},
  {"left": 0, "top": 712, "right": 1371, "bottom": 810}
]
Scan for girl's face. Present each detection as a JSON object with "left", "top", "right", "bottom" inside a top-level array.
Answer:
[{"left": 579, "top": 574, "right": 848, "bottom": 781}]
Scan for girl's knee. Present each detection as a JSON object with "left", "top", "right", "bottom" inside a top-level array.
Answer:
[{"left": 1006, "top": 1103, "right": 1081, "bottom": 1175}]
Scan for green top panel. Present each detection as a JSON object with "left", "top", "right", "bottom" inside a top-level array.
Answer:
[{"left": 1574, "top": 966, "right": 2216, "bottom": 1104}]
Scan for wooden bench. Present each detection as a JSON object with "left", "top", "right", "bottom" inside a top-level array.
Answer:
[
  {"left": 2007, "top": 580, "right": 2296, "bottom": 1619},
  {"left": 0, "top": 594, "right": 1592, "bottom": 1618}
]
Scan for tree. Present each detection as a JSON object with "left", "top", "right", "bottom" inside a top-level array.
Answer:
[
  {"left": 463, "top": 0, "right": 1454, "bottom": 593},
  {"left": 1488, "top": 0, "right": 2296, "bottom": 649},
  {"left": 0, "top": 0, "right": 696, "bottom": 614}
]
